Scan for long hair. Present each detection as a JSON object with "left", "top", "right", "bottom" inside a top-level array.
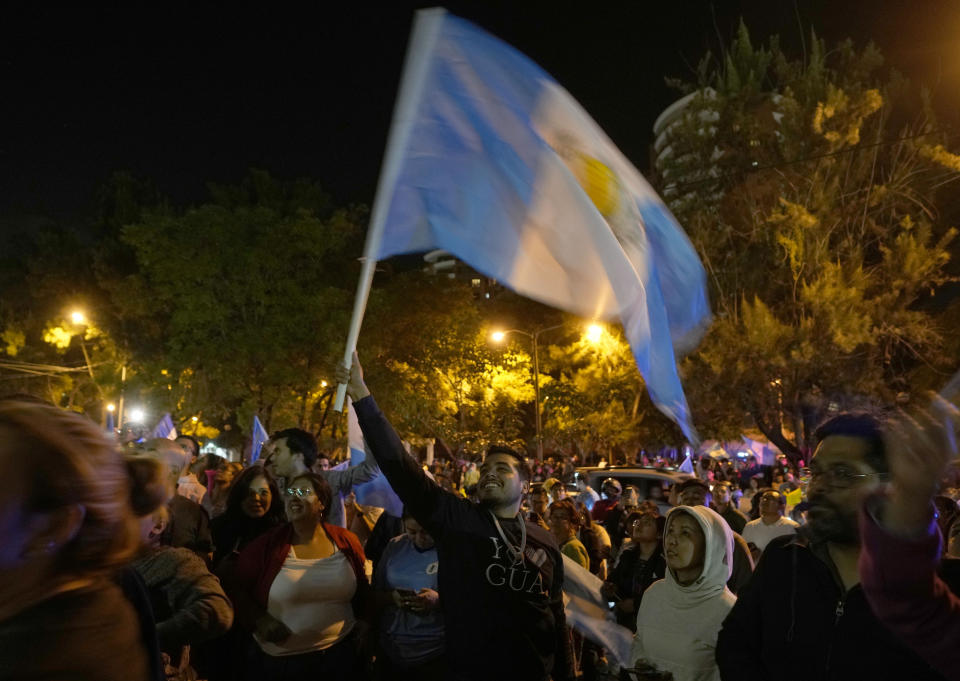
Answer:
[{"left": 212, "top": 465, "right": 285, "bottom": 564}]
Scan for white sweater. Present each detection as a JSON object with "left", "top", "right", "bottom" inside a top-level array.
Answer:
[{"left": 632, "top": 506, "right": 737, "bottom": 681}]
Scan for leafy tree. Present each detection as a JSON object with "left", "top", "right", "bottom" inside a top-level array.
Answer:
[
  {"left": 115, "top": 170, "right": 365, "bottom": 434},
  {"left": 659, "top": 23, "right": 959, "bottom": 461}
]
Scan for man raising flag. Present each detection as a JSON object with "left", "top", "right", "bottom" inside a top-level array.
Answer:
[{"left": 334, "top": 8, "right": 710, "bottom": 443}]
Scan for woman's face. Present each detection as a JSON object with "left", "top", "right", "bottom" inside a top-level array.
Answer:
[
  {"left": 284, "top": 477, "right": 323, "bottom": 522},
  {"left": 664, "top": 512, "right": 706, "bottom": 575},
  {"left": 215, "top": 466, "right": 237, "bottom": 488},
  {"left": 240, "top": 475, "right": 272, "bottom": 519},
  {"left": 630, "top": 514, "right": 658, "bottom": 543}
]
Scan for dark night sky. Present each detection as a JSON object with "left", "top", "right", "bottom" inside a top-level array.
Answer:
[{"left": 3, "top": 1, "right": 960, "bottom": 221}]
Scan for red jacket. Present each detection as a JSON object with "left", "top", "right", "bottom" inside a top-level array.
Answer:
[
  {"left": 232, "top": 522, "right": 368, "bottom": 632},
  {"left": 859, "top": 507, "right": 960, "bottom": 681}
]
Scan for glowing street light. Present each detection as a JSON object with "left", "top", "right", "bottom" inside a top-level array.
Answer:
[
  {"left": 106, "top": 403, "right": 116, "bottom": 413},
  {"left": 128, "top": 407, "right": 146, "bottom": 424},
  {"left": 586, "top": 323, "right": 604, "bottom": 342},
  {"left": 70, "top": 310, "right": 87, "bottom": 325},
  {"left": 489, "top": 324, "right": 566, "bottom": 459},
  {"left": 320, "top": 380, "right": 328, "bottom": 388}
]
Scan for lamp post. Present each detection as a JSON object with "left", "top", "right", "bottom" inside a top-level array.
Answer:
[{"left": 491, "top": 324, "right": 566, "bottom": 460}]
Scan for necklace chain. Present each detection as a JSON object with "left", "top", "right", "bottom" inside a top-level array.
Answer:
[{"left": 490, "top": 510, "right": 527, "bottom": 566}]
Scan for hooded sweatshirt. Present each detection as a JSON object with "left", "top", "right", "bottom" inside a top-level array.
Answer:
[{"left": 632, "top": 505, "right": 736, "bottom": 681}]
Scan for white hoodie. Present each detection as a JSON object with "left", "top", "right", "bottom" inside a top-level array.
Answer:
[{"left": 631, "top": 505, "right": 737, "bottom": 681}]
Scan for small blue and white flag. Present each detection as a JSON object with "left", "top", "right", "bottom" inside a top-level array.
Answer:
[
  {"left": 678, "top": 454, "right": 695, "bottom": 474},
  {"left": 250, "top": 414, "right": 269, "bottom": 464},
  {"left": 151, "top": 413, "right": 178, "bottom": 440},
  {"left": 348, "top": 397, "right": 404, "bottom": 516},
  {"left": 371, "top": 9, "right": 709, "bottom": 442}
]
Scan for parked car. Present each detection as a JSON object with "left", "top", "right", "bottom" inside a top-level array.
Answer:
[{"left": 576, "top": 465, "right": 692, "bottom": 515}]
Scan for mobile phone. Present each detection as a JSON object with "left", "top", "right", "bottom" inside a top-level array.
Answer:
[{"left": 396, "top": 588, "right": 417, "bottom": 599}]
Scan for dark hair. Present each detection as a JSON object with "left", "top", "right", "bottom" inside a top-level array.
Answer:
[
  {"left": 177, "top": 435, "right": 200, "bottom": 459},
  {"left": 485, "top": 445, "right": 529, "bottom": 482},
  {"left": 677, "top": 478, "right": 710, "bottom": 494},
  {"left": 289, "top": 472, "right": 334, "bottom": 522},
  {"left": 548, "top": 498, "right": 579, "bottom": 524},
  {"left": 759, "top": 490, "right": 787, "bottom": 508},
  {"left": 271, "top": 428, "right": 318, "bottom": 468},
  {"left": 814, "top": 412, "right": 887, "bottom": 474},
  {"left": 125, "top": 456, "right": 171, "bottom": 517},
  {"left": 529, "top": 486, "right": 549, "bottom": 499},
  {"left": 224, "top": 466, "right": 284, "bottom": 523}
]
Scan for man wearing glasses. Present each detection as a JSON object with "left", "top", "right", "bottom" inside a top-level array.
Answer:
[
  {"left": 741, "top": 490, "right": 799, "bottom": 558},
  {"left": 716, "top": 413, "right": 946, "bottom": 681}
]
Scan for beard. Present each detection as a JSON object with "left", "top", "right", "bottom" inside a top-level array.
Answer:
[{"left": 804, "top": 494, "right": 860, "bottom": 544}]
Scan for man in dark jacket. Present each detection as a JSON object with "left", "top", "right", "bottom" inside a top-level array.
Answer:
[
  {"left": 716, "top": 413, "right": 946, "bottom": 680},
  {"left": 338, "top": 354, "right": 574, "bottom": 681}
]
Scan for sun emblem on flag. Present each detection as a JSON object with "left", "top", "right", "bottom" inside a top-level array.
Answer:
[
  {"left": 549, "top": 132, "right": 622, "bottom": 219},
  {"left": 546, "top": 129, "right": 649, "bottom": 268}
]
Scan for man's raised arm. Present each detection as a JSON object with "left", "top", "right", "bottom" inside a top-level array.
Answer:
[{"left": 336, "top": 353, "right": 445, "bottom": 528}]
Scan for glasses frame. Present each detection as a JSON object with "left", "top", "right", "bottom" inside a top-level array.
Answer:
[{"left": 800, "top": 466, "right": 884, "bottom": 489}]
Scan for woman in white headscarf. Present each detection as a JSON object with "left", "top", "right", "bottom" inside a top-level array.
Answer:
[{"left": 630, "top": 505, "right": 736, "bottom": 681}]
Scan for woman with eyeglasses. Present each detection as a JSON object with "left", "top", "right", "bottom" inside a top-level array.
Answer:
[{"left": 231, "top": 472, "right": 368, "bottom": 679}]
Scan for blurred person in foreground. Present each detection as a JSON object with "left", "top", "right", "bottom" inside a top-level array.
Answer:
[
  {"left": 858, "top": 394, "right": 960, "bottom": 680},
  {"left": 339, "top": 354, "right": 574, "bottom": 681},
  {"left": 716, "top": 412, "right": 947, "bottom": 681},
  {"left": 0, "top": 399, "right": 151, "bottom": 680}
]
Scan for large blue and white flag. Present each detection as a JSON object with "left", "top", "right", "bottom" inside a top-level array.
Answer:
[
  {"left": 370, "top": 9, "right": 709, "bottom": 441},
  {"left": 151, "top": 413, "right": 178, "bottom": 440},
  {"left": 250, "top": 414, "right": 269, "bottom": 464},
  {"left": 348, "top": 397, "right": 404, "bottom": 516}
]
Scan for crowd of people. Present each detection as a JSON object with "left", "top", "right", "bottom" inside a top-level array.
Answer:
[{"left": 0, "top": 357, "right": 959, "bottom": 681}]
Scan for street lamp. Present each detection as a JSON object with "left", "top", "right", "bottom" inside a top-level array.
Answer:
[
  {"left": 70, "top": 310, "right": 87, "bottom": 325},
  {"left": 128, "top": 407, "right": 145, "bottom": 424},
  {"left": 586, "top": 323, "right": 604, "bottom": 343},
  {"left": 490, "top": 323, "right": 567, "bottom": 459}
]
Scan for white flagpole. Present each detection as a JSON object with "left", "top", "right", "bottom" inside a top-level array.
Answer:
[{"left": 333, "top": 8, "right": 447, "bottom": 412}]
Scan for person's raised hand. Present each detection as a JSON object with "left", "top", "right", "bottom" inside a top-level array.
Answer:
[
  {"left": 883, "top": 393, "right": 959, "bottom": 535},
  {"left": 335, "top": 350, "right": 370, "bottom": 401}
]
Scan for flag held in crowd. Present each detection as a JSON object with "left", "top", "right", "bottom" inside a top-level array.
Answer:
[
  {"left": 346, "top": 7, "right": 709, "bottom": 442},
  {"left": 347, "top": 397, "right": 404, "bottom": 517},
  {"left": 250, "top": 414, "right": 269, "bottom": 463},
  {"left": 151, "top": 413, "right": 178, "bottom": 440},
  {"left": 561, "top": 554, "right": 634, "bottom": 666}
]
